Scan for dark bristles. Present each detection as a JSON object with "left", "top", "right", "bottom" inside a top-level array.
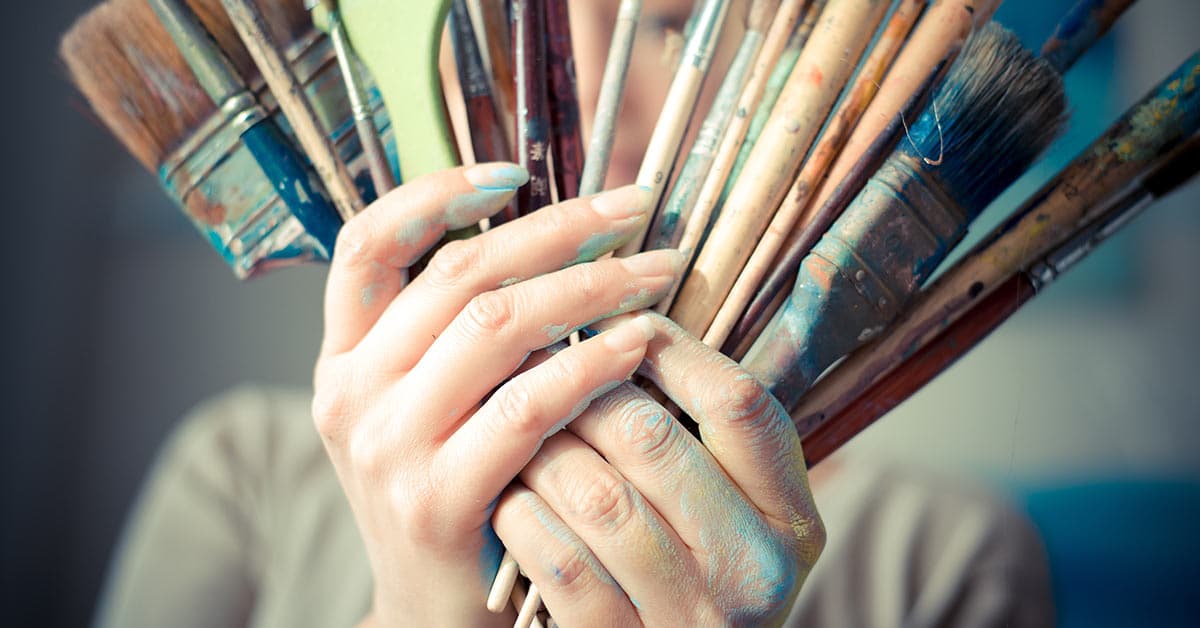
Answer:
[
  {"left": 60, "top": 0, "right": 317, "bottom": 171},
  {"left": 901, "top": 22, "right": 1068, "bottom": 215}
]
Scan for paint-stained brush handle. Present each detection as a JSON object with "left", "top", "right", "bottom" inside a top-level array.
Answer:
[
  {"left": 579, "top": 0, "right": 643, "bottom": 197},
  {"left": 545, "top": 0, "right": 585, "bottom": 202},
  {"left": 792, "top": 52, "right": 1200, "bottom": 426},
  {"left": 1041, "top": 0, "right": 1137, "bottom": 72},
  {"left": 801, "top": 133, "right": 1200, "bottom": 465},
  {"left": 512, "top": 0, "right": 553, "bottom": 214}
]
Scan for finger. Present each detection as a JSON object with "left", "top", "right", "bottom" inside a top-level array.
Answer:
[
  {"left": 322, "top": 162, "right": 527, "bottom": 356},
  {"left": 359, "top": 185, "right": 654, "bottom": 367},
  {"left": 591, "top": 313, "right": 823, "bottom": 563},
  {"left": 436, "top": 316, "right": 655, "bottom": 509},
  {"left": 398, "top": 250, "right": 681, "bottom": 419},
  {"left": 494, "top": 484, "right": 640, "bottom": 625},
  {"left": 517, "top": 431, "right": 704, "bottom": 624}
]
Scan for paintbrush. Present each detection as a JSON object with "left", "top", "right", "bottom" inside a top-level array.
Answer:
[
  {"left": 704, "top": 0, "right": 928, "bottom": 349},
  {"left": 727, "top": 0, "right": 992, "bottom": 346},
  {"left": 719, "top": 54, "right": 955, "bottom": 357},
  {"left": 668, "top": 0, "right": 891, "bottom": 339},
  {"left": 1041, "top": 0, "right": 1137, "bottom": 72},
  {"left": 512, "top": 0, "right": 553, "bottom": 214},
  {"left": 741, "top": 23, "right": 1068, "bottom": 410},
  {"left": 653, "top": 0, "right": 811, "bottom": 316},
  {"left": 449, "top": 0, "right": 517, "bottom": 226},
  {"left": 476, "top": 0, "right": 518, "bottom": 145},
  {"left": 729, "top": 0, "right": 1138, "bottom": 353},
  {"left": 615, "top": 0, "right": 734, "bottom": 257},
  {"left": 801, "top": 131, "right": 1200, "bottom": 465},
  {"left": 579, "top": 0, "right": 643, "bottom": 196},
  {"left": 721, "top": 0, "right": 824, "bottom": 193},
  {"left": 307, "top": 0, "right": 396, "bottom": 198},
  {"left": 645, "top": 0, "right": 783, "bottom": 251},
  {"left": 545, "top": 0, "right": 585, "bottom": 202},
  {"left": 220, "top": 0, "right": 363, "bottom": 221},
  {"left": 792, "top": 52, "right": 1200, "bottom": 429},
  {"left": 61, "top": 0, "right": 376, "bottom": 278}
]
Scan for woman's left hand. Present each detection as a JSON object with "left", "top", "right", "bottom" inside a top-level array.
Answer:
[{"left": 493, "top": 313, "right": 825, "bottom": 625}]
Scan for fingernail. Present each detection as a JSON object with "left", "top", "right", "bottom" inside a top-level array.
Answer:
[
  {"left": 465, "top": 162, "right": 530, "bottom": 191},
  {"left": 620, "top": 249, "right": 685, "bottom": 278},
  {"left": 591, "top": 185, "right": 652, "bottom": 220},
  {"left": 603, "top": 315, "right": 657, "bottom": 352}
]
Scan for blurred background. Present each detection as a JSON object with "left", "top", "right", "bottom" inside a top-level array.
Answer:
[{"left": 1, "top": 1, "right": 1196, "bottom": 626}]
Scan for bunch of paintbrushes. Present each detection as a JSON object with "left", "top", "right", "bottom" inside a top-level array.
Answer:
[{"left": 62, "top": 0, "right": 1199, "bottom": 625}]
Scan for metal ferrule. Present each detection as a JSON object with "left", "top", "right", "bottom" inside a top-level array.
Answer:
[
  {"left": 683, "top": 0, "right": 731, "bottom": 69},
  {"left": 744, "top": 154, "right": 972, "bottom": 407},
  {"left": 158, "top": 31, "right": 396, "bottom": 278}
]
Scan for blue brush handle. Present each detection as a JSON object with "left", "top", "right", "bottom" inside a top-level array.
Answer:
[
  {"left": 742, "top": 156, "right": 969, "bottom": 409},
  {"left": 241, "top": 121, "right": 343, "bottom": 255}
]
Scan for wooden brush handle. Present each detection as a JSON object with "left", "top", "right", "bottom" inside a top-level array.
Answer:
[
  {"left": 668, "top": 0, "right": 889, "bottom": 338},
  {"left": 704, "top": 0, "right": 926, "bottom": 349}
]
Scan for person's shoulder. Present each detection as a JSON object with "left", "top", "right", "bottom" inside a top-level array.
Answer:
[{"left": 164, "top": 384, "right": 325, "bottom": 490}]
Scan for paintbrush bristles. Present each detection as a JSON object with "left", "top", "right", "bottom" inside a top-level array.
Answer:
[
  {"left": 61, "top": 0, "right": 318, "bottom": 172},
  {"left": 61, "top": 2, "right": 214, "bottom": 170},
  {"left": 901, "top": 22, "right": 1067, "bottom": 214}
]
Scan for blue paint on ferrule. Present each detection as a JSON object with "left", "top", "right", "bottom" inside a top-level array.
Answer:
[{"left": 242, "top": 121, "right": 342, "bottom": 254}]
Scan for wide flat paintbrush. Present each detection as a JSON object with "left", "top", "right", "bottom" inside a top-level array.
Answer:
[
  {"left": 802, "top": 132, "right": 1200, "bottom": 465},
  {"left": 742, "top": 23, "right": 1067, "bottom": 409},
  {"left": 793, "top": 51, "right": 1200, "bottom": 429},
  {"left": 61, "top": 0, "right": 348, "bottom": 277}
]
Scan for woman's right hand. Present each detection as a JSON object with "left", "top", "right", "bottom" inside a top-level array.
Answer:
[{"left": 310, "top": 162, "right": 680, "bottom": 627}]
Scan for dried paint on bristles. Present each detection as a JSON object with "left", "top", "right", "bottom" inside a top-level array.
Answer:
[
  {"left": 60, "top": 2, "right": 213, "bottom": 170},
  {"left": 59, "top": 0, "right": 315, "bottom": 171},
  {"left": 901, "top": 22, "right": 1068, "bottom": 216}
]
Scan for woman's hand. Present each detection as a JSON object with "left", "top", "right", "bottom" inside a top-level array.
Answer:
[
  {"left": 311, "top": 163, "right": 683, "bottom": 627},
  {"left": 493, "top": 313, "right": 826, "bottom": 626}
]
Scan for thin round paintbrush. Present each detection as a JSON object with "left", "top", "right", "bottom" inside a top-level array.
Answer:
[
  {"left": 307, "top": 0, "right": 396, "bottom": 197},
  {"left": 742, "top": 23, "right": 1067, "bottom": 410},
  {"left": 645, "top": 0, "right": 782, "bottom": 252},
  {"left": 720, "top": 0, "right": 824, "bottom": 194},
  {"left": 545, "top": 0, "right": 585, "bottom": 202},
  {"left": 792, "top": 52, "right": 1200, "bottom": 428},
  {"left": 1041, "top": 0, "right": 1137, "bottom": 73},
  {"left": 476, "top": 0, "right": 518, "bottom": 144},
  {"left": 802, "top": 131, "right": 1200, "bottom": 465},
  {"left": 512, "top": 0, "right": 553, "bottom": 214},
  {"left": 449, "top": 0, "right": 518, "bottom": 226},
  {"left": 61, "top": 0, "right": 343, "bottom": 259},
  {"left": 654, "top": 0, "right": 810, "bottom": 315},
  {"left": 704, "top": 0, "right": 927, "bottom": 349},
  {"left": 668, "top": 0, "right": 891, "bottom": 339},
  {"left": 579, "top": 0, "right": 643, "bottom": 196},
  {"left": 615, "top": 0, "right": 734, "bottom": 257},
  {"left": 220, "top": 0, "right": 364, "bottom": 221}
]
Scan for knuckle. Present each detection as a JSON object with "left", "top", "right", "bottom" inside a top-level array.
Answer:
[
  {"left": 347, "top": 427, "right": 390, "bottom": 479},
  {"left": 613, "top": 397, "right": 680, "bottom": 463},
  {"left": 544, "top": 543, "right": 596, "bottom": 594},
  {"left": 566, "top": 473, "right": 633, "bottom": 530},
  {"left": 726, "top": 536, "right": 800, "bottom": 623},
  {"left": 334, "top": 213, "right": 375, "bottom": 266},
  {"left": 571, "top": 264, "right": 609, "bottom": 303},
  {"left": 311, "top": 362, "right": 356, "bottom": 442},
  {"left": 462, "top": 291, "right": 516, "bottom": 339},
  {"left": 492, "top": 382, "right": 543, "bottom": 436},
  {"left": 709, "top": 374, "right": 779, "bottom": 427},
  {"left": 424, "top": 239, "right": 480, "bottom": 289},
  {"left": 547, "top": 351, "right": 591, "bottom": 396}
]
